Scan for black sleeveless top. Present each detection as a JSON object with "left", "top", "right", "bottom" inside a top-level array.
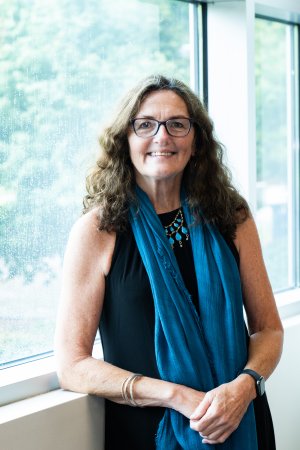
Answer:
[{"left": 99, "top": 210, "right": 275, "bottom": 450}]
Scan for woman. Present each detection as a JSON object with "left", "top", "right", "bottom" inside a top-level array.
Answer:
[{"left": 55, "top": 74, "right": 283, "bottom": 449}]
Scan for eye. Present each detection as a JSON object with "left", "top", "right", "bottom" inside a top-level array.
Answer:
[
  {"left": 139, "top": 121, "right": 151, "bottom": 129},
  {"left": 136, "top": 120, "right": 155, "bottom": 130},
  {"left": 169, "top": 120, "right": 185, "bottom": 129}
]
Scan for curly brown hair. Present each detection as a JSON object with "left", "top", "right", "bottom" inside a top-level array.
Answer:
[{"left": 83, "top": 74, "right": 249, "bottom": 239}]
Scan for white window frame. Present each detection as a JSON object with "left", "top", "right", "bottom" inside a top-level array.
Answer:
[
  {"left": 255, "top": 1, "right": 300, "bottom": 316},
  {"left": 255, "top": 15, "right": 299, "bottom": 293},
  {"left": 0, "top": 0, "right": 204, "bottom": 406},
  {"left": 207, "top": 0, "right": 300, "bottom": 318}
]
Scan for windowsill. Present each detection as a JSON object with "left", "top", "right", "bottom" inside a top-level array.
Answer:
[
  {"left": 275, "top": 287, "right": 300, "bottom": 319},
  {"left": 0, "top": 341, "right": 103, "bottom": 408},
  {"left": 0, "top": 387, "right": 86, "bottom": 425},
  {"left": 0, "top": 388, "right": 105, "bottom": 450},
  {"left": 0, "top": 356, "right": 59, "bottom": 408}
]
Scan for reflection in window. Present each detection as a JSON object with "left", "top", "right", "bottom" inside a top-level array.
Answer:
[
  {"left": 0, "top": 0, "right": 201, "bottom": 367},
  {"left": 255, "top": 18, "right": 298, "bottom": 292}
]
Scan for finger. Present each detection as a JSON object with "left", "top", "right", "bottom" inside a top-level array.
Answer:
[
  {"left": 201, "top": 427, "right": 232, "bottom": 445},
  {"left": 190, "top": 395, "right": 210, "bottom": 420},
  {"left": 189, "top": 415, "right": 214, "bottom": 433},
  {"left": 190, "top": 415, "right": 222, "bottom": 435},
  {"left": 193, "top": 421, "right": 224, "bottom": 437},
  {"left": 190, "top": 411, "right": 217, "bottom": 433}
]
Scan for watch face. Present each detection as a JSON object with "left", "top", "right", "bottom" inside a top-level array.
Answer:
[{"left": 257, "top": 376, "right": 265, "bottom": 396}]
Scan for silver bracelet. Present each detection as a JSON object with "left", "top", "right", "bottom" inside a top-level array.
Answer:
[
  {"left": 128, "top": 374, "right": 142, "bottom": 406},
  {"left": 121, "top": 374, "right": 132, "bottom": 404},
  {"left": 121, "top": 373, "right": 142, "bottom": 407}
]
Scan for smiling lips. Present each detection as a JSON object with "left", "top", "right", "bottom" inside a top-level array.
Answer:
[{"left": 148, "top": 151, "right": 175, "bottom": 156}]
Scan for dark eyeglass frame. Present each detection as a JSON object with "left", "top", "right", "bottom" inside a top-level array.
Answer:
[{"left": 130, "top": 117, "right": 194, "bottom": 138}]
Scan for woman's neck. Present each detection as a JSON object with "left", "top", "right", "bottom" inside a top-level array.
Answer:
[{"left": 135, "top": 178, "right": 182, "bottom": 214}]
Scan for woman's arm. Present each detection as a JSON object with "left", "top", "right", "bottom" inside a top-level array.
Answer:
[
  {"left": 54, "top": 209, "right": 204, "bottom": 416},
  {"left": 236, "top": 216, "right": 284, "bottom": 379},
  {"left": 190, "top": 216, "right": 284, "bottom": 444}
]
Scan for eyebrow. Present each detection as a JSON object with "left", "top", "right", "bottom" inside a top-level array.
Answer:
[{"left": 134, "top": 115, "right": 190, "bottom": 120}]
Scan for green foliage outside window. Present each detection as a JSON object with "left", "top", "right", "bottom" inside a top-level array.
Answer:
[{"left": 0, "top": 0, "right": 192, "bottom": 365}]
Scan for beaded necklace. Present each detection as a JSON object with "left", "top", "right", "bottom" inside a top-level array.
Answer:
[{"left": 163, "top": 208, "right": 189, "bottom": 249}]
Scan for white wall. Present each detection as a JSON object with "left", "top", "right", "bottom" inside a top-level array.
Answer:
[
  {"left": 0, "top": 392, "right": 104, "bottom": 450},
  {"left": 267, "top": 316, "right": 300, "bottom": 450}
]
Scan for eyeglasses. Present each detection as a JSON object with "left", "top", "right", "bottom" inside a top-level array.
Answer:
[{"left": 131, "top": 117, "right": 194, "bottom": 138}]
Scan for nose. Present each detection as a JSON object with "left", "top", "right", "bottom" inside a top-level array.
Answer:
[{"left": 154, "top": 122, "right": 170, "bottom": 140}]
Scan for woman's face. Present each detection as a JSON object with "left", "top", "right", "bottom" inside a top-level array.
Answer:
[{"left": 127, "top": 90, "right": 195, "bottom": 189}]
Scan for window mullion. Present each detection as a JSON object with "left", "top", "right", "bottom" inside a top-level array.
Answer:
[
  {"left": 189, "top": 3, "right": 201, "bottom": 96},
  {"left": 294, "top": 25, "right": 300, "bottom": 287},
  {"left": 287, "top": 24, "right": 296, "bottom": 287}
]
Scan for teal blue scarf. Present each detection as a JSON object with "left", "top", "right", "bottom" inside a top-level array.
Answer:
[{"left": 129, "top": 186, "right": 258, "bottom": 450}]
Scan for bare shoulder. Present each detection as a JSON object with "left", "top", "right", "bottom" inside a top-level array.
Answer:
[
  {"left": 234, "top": 214, "right": 261, "bottom": 256},
  {"left": 66, "top": 208, "right": 116, "bottom": 276},
  {"left": 56, "top": 209, "right": 116, "bottom": 364}
]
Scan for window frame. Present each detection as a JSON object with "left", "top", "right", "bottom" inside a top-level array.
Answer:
[
  {"left": 0, "top": 0, "right": 205, "bottom": 404},
  {"left": 205, "top": 0, "right": 300, "bottom": 317},
  {"left": 0, "top": 0, "right": 204, "bottom": 371},
  {"left": 255, "top": 1, "right": 300, "bottom": 317},
  {"left": 255, "top": 14, "right": 300, "bottom": 293}
]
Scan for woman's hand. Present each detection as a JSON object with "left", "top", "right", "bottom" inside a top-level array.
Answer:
[
  {"left": 189, "top": 376, "right": 255, "bottom": 445},
  {"left": 166, "top": 383, "right": 206, "bottom": 419}
]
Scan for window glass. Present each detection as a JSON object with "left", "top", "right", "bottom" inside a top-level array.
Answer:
[
  {"left": 0, "top": 0, "right": 198, "bottom": 367},
  {"left": 255, "top": 18, "right": 298, "bottom": 292}
]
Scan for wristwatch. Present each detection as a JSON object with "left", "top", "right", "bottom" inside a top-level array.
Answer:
[{"left": 240, "top": 369, "right": 265, "bottom": 397}]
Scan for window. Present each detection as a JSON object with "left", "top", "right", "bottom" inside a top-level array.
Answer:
[
  {"left": 255, "top": 17, "right": 299, "bottom": 293},
  {"left": 0, "top": 0, "right": 203, "bottom": 368}
]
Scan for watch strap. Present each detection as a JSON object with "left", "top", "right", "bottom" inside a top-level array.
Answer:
[
  {"left": 240, "top": 368, "right": 260, "bottom": 380},
  {"left": 240, "top": 369, "right": 265, "bottom": 396}
]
